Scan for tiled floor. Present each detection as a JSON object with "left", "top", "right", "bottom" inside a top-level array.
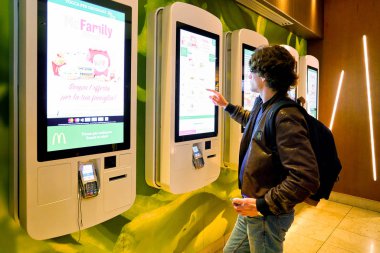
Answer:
[
  {"left": 284, "top": 200, "right": 380, "bottom": 253},
  {"left": 203, "top": 199, "right": 380, "bottom": 253}
]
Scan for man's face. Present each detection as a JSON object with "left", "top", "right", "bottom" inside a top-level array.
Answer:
[{"left": 249, "top": 72, "right": 263, "bottom": 93}]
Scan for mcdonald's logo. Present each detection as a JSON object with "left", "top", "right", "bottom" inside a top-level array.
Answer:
[{"left": 52, "top": 132, "right": 67, "bottom": 145}]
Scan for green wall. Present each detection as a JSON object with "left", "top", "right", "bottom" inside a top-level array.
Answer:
[{"left": 0, "top": 0, "right": 306, "bottom": 252}]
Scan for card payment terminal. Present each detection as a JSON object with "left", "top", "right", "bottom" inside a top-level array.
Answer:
[
  {"left": 192, "top": 145, "right": 205, "bottom": 169},
  {"left": 78, "top": 162, "right": 99, "bottom": 198}
]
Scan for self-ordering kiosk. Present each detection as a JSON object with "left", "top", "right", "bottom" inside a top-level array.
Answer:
[
  {"left": 145, "top": 2, "right": 222, "bottom": 193},
  {"left": 281, "top": 45, "right": 299, "bottom": 101},
  {"left": 12, "top": 0, "right": 137, "bottom": 239},
  {"left": 299, "top": 55, "right": 319, "bottom": 118},
  {"left": 223, "top": 29, "right": 268, "bottom": 169}
]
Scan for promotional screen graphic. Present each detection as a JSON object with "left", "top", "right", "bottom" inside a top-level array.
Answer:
[{"left": 46, "top": 0, "right": 126, "bottom": 152}]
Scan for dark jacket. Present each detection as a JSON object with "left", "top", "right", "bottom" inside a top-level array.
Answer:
[{"left": 225, "top": 94, "right": 319, "bottom": 215}]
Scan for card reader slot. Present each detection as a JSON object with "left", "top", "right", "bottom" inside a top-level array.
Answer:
[
  {"left": 109, "top": 174, "right": 127, "bottom": 182},
  {"left": 207, "top": 154, "right": 216, "bottom": 158}
]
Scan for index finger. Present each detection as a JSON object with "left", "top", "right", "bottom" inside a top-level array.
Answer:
[{"left": 206, "top": 88, "right": 218, "bottom": 94}]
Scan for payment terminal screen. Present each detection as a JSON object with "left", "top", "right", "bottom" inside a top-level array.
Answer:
[
  {"left": 307, "top": 66, "right": 319, "bottom": 118},
  {"left": 82, "top": 164, "right": 95, "bottom": 181},
  {"left": 37, "top": 0, "right": 132, "bottom": 161},
  {"left": 175, "top": 22, "right": 219, "bottom": 142}
]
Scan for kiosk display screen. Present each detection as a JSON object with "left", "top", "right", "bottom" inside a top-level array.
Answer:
[
  {"left": 175, "top": 22, "right": 219, "bottom": 142},
  {"left": 37, "top": 0, "right": 132, "bottom": 161},
  {"left": 242, "top": 44, "right": 259, "bottom": 112},
  {"left": 288, "top": 62, "right": 297, "bottom": 101},
  {"left": 288, "top": 87, "right": 296, "bottom": 100},
  {"left": 307, "top": 66, "right": 318, "bottom": 118}
]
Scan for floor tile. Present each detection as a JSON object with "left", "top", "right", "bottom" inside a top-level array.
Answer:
[
  {"left": 288, "top": 215, "right": 337, "bottom": 242},
  {"left": 346, "top": 207, "right": 380, "bottom": 219},
  {"left": 319, "top": 228, "right": 380, "bottom": 253},
  {"left": 295, "top": 205, "right": 347, "bottom": 227},
  {"left": 317, "top": 243, "right": 355, "bottom": 253},
  {"left": 337, "top": 207, "right": 380, "bottom": 241},
  {"left": 314, "top": 200, "right": 353, "bottom": 215},
  {"left": 284, "top": 232, "right": 324, "bottom": 253}
]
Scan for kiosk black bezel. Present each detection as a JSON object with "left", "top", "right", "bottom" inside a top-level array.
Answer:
[
  {"left": 174, "top": 22, "right": 219, "bottom": 143},
  {"left": 37, "top": 0, "right": 132, "bottom": 161}
]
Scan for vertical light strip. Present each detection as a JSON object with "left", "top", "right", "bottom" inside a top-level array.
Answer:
[
  {"left": 363, "top": 35, "right": 377, "bottom": 181},
  {"left": 329, "top": 70, "right": 344, "bottom": 131}
]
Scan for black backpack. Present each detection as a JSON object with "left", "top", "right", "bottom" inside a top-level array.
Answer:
[{"left": 265, "top": 99, "right": 342, "bottom": 205}]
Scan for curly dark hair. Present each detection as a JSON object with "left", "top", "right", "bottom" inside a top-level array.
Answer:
[{"left": 249, "top": 45, "right": 298, "bottom": 95}]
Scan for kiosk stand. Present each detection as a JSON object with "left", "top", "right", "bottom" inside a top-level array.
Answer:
[
  {"left": 12, "top": 0, "right": 137, "bottom": 240},
  {"left": 146, "top": 2, "right": 222, "bottom": 194},
  {"left": 281, "top": 45, "right": 299, "bottom": 101},
  {"left": 223, "top": 29, "right": 268, "bottom": 168}
]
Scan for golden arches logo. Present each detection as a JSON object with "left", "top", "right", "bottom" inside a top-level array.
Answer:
[{"left": 52, "top": 132, "right": 67, "bottom": 145}]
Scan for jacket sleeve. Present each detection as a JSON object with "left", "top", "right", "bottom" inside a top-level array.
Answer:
[
  {"left": 225, "top": 103, "right": 251, "bottom": 127},
  {"left": 257, "top": 107, "right": 320, "bottom": 215}
]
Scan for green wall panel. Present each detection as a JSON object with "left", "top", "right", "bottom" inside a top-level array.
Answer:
[{"left": 0, "top": 0, "right": 306, "bottom": 252}]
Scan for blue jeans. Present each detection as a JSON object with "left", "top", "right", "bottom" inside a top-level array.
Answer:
[{"left": 223, "top": 212, "right": 294, "bottom": 253}]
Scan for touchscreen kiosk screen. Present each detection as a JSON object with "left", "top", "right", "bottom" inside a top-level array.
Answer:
[
  {"left": 288, "top": 62, "right": 297, "bottom": 100},
  {"left": 37, "top": 0, "right": 132, "bottom": 161},
  {"left": 242, "top": 44, "right": 259, "bottom": 111},
  {"left": 307, "top": 66, "right": 318, "bottom": 118},
  {"left": 175, "top": 23, "right": 219, "bottom": 142}
]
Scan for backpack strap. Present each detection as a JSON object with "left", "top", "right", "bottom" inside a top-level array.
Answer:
[{"left": 265, "top": 99, "right": 299, "bottom": 153}]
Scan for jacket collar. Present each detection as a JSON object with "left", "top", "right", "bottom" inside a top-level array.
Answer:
[{"left": 261, "top": 92, "right": 288, "bottom": 111}]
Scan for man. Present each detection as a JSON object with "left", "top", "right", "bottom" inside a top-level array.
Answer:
[{"left": 208, "top": 45, "right": 319, "bottom": 253}]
